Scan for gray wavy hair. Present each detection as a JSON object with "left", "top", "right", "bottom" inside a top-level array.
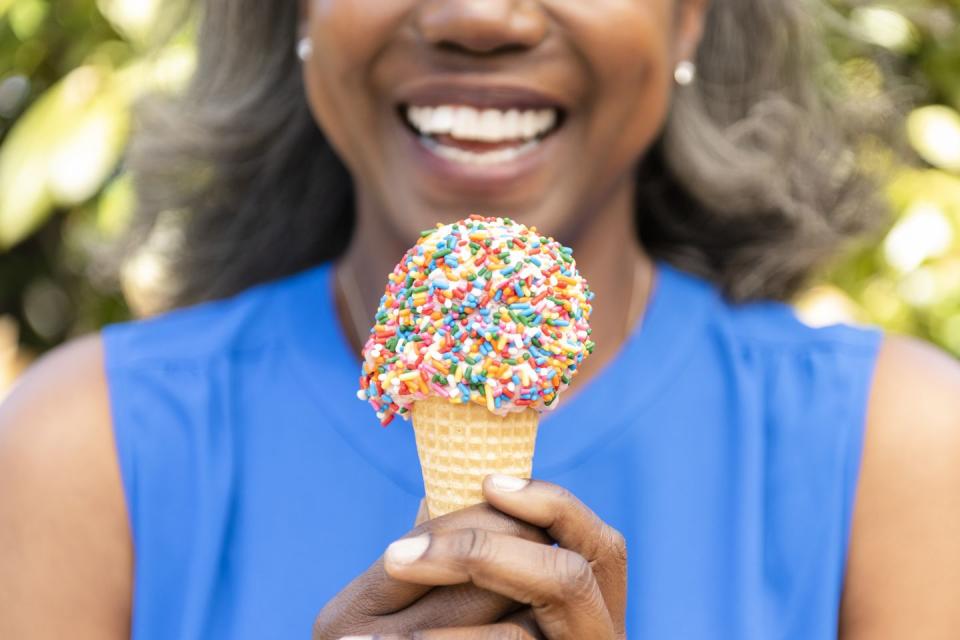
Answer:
[{"left": 126, "top": 0, "right": 893, "bottom": 310}]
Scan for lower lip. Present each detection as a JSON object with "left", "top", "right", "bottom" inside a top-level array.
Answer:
[{"left": 400, "top": 124, "right": 560, "bottom": 193}]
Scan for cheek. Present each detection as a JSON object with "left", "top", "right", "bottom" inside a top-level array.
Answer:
[
  {"left": 556, "top": 1, "right": 675, "bottom": 172},
  {"left": 302, "top": 1, "right": 410, "bottom": 172}
]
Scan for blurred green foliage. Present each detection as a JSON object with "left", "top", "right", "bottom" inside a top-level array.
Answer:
[
  {"left": 0, "top": 0, "right": 959, "bottom": 386},
  {"left": 0, "top": 0, "right": 192, "bottom": 367}
]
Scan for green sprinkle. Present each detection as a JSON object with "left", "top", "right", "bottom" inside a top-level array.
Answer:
[
  {"left": 434, "top": 248, "right": 452, "bottom": 259},
  {"left": 412, "top": 285, "right": 429, "bottom": 294},
  {"left": 504, "top": 358, "right": 519, "bottom": 366},
  {"left": 420, "top": 229, "right": 434, "bottom": 237},
  {"left": 386, "top": 337, "right": 399, "bottom": 352}
]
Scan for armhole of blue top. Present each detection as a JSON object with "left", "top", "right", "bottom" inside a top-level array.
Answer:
[
  {"left": 101, "top": 324, "right": 140, "bottom": 542},
  {"left": 838, "top": 327, "right": 885, "bottom": 587}
]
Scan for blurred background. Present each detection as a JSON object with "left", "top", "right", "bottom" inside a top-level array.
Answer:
[{"left": 1, "top": 0, "right": 959, "bottom": 399}]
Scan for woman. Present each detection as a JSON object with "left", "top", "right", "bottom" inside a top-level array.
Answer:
[{"left": 2, "top": 0, "right": 959, "bottom": 638}]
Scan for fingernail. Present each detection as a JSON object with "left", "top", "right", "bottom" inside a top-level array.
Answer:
[
  {"left": 386, "top": 534, "right": 430, "bottom": 565},
  {"left": 490, "top": 474, "right": 530, "bottom": 492}
]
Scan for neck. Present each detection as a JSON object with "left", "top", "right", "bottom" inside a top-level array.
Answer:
[{"left": 337, "top": 178, "right": 654, "bottom": 390}]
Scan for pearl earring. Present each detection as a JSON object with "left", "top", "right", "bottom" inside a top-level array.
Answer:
[
  {"left": 297, "top": 37, "right": 313, "bottom": 62},
  {"left": 674, "top": 60, "right": 696, "bottom": 86}
]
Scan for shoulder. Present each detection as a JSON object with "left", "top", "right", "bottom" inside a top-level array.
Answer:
[
  {"left": 105, "top": 263, "right": 329, "bottom": 368},
  {"left": 718, "top": 296, "right": 881, "bottom": 353},
  {"left": 841, "top": 335, "right": 960, "bottom": 638},
  {"left": 664, "top": 264, "right": 882, "bottom": 360},
  {"left": 0, "top": 335, "right": 131, "bottom": 637}
]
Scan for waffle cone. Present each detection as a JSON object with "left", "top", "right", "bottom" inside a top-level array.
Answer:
[{"left": 412, "top": 397, "right": 539, "bottom": 518}]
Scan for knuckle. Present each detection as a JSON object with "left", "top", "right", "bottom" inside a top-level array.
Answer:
[
  {"left": 554, "top": 549, "right": 596, "bottom": 602},
  {"left": 456, "top": 527, "right": 495, "bottom": 564},
  {"left": 605, "top": 525, "right": 628, "bottom": 563},
  {"left": 547, "top": 482, "right": 575, "bottom": 503}
]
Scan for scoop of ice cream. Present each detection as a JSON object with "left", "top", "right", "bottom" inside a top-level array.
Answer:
[{"left": 358, "top": 215, "right": 595, "bottom": 425}]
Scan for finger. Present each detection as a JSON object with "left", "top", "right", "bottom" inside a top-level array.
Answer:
[
  {"left": 366, "top": 622, "right": 536, "bottom": 639},
  {"left": 482, "top": 476, "right": 627, "bottom": 627},
  {"left": 383, "top": 582, "right": 520, "bottom": 630},
  {"left": 383, "top": 529, "right": 615, "bottom": 639},
  {"left": 315, "top": 503, "right": 549, "bottom": 639},
  {"left": 414, "top": 499, "right": 429, "bottom": 527},
  {"left": 499, "top": 608, "right": 546, "bottom": 640}
]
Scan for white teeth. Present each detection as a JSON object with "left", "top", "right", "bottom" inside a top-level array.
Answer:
[
  {"left": 405, "top": 104, "right": 559, "bottom": 142},
  {"left": 422, "top": 138, "right": 540, "bottom": 166}
]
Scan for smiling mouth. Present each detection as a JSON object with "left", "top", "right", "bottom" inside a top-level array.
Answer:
[{"left": 399, "top": 104, "right": 565, "bottom": 167}]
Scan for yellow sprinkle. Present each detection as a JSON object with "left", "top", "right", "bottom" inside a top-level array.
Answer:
[
  {"left": 486, "top": 384, "right": 496, "bottom": 413},
  {"left": 399, "top": 371, "right": 421, "bottom": 382}
]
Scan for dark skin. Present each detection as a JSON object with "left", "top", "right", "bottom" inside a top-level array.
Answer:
[{"left": 2, "top": 1, "right": 960, "bottom": 638}]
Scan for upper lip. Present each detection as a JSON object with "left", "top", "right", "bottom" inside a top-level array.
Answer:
[{"left": 395, "top": 78, "right": 568, "bottom": 111}]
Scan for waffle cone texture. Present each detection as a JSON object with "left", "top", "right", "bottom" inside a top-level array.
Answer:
[{"left": 412, "top": 397, "right": 539, "bottom": 518}]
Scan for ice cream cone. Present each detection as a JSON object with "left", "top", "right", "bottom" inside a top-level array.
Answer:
[{"left": 412, "top": 397, "right": 538, "bottom": 518}]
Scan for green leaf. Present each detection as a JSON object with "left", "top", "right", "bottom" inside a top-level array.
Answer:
[{"left": 0, "top": 65, "right": 129, "bottom": 250}]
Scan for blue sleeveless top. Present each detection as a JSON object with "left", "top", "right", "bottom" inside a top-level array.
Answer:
[{"left": 103, "top": 262, "right": 882, "bottom": 639}]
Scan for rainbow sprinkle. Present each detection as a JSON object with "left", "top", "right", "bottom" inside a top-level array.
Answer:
[{"left": 358, "top": 215, "right": 595, "bottom": 425}]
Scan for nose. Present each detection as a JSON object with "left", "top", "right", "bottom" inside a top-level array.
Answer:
[{"left": 416, "top": 0, "right": 548, "bottom": 55}]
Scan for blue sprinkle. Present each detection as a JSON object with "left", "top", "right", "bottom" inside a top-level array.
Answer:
[
  {"left": 529, "top": 257, "right": 542, "bottom": 266},
  {"left": 433, "top": 280, "right": 450, "bottom": 290},
  {"left": 458, "top": 383, "right": 471, "bottom": 396}
]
